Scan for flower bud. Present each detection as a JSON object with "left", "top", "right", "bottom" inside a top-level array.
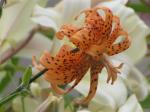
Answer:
[{"left": 30, "top": 82, "right": 42, "bottom": 97}]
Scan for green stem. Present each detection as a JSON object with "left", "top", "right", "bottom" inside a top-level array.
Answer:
[
  {"left": 0, "top": 69, "right": 48, "bottom": 107},
  {"left": 21, "top": 96, "right": 25, "bottom": 112},
  {"left": 29, "top": 68, "right": 48, "bottom": 83},
  {"left": 0, "top": 92, "right": 20, "bottom": 107}
]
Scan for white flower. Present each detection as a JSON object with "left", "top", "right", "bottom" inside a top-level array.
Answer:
[
  {"left": 35, "top": 95, "right": 64, "bottom": 112},
  {"left": 0, "top": 0, "right": 50, "bottom": 60},
  {"left": 110, "top": 54, "right": 149, "bottom": 101},
  {"left": 77, "top": 109, "right": 91, "bottom": 112},
  {"left": 4, "top": 0, "right": 21, "bottom": 7},
  {"left": 12, "top": 96, "right": 40, "bottom": 112},
  {"left": 30, "top": 82, "right": 42, "bottom": 97},
  {"left": 91, "top": 0, "right": 128, "bottom": 6},
  {"left": 118, "top": 94, "right": 143, "bottom": 112},
  {"left": 76, "top": 69, "right": 128, "bottom": 112},
  {"left": 17, "top": 33, "right": 53, "bottom": 58}
]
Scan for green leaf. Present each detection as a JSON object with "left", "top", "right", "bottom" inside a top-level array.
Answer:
[
  {"left": 140, "top": 0, "right": 149, "bottom": 6},
  {"left": 0, "top": 105, "right": 5, "bottom": 112},
  {"left": 127, "top": 3, "right": 150, "bottom": 13},
  {"left": 11, "top": 57, "right": 20, "bottom": 65},
  {"left": 140, "top": 94, "right": 150, "bottom": 108},
  {"left": 22, "top": 66, "right": 32, "bottom": 88},
  {"left": 0, "top": 71, "right": 13, "bottom": 93},
  {"left": 3, "top": 64, "right": 14, "bottom": 72}
]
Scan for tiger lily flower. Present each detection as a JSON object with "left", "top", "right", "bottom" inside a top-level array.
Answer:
[{"left": 32, "top": 5, "right": 132, "bottom": 105}]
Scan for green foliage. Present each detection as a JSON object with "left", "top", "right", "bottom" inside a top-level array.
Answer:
[
  {"left": 0, "top": 60, "right": 16, "bottom": 93},
  {"left": 0, "top": 72, "right": 14, "bottom": 93},
  {"left": 127, "top": 2, "right": 150, "bottom": 13},
  {"left": 22, "top": 66, "right": 32, "bottom": 88},
  {"left": 0, "top": 57, "right": 25, "bottom": 93},
  {"left": 140, "top": 94, "right": 150, "bottom": 108},
  {"left": 140, "top": 0, "right": 149, "bottom": 6},
  {"left": 0, "top": 105, "right": 5, "bottom": 112},
  {"left": 11, "top": 57, "right": 20, "bottom": 65}
]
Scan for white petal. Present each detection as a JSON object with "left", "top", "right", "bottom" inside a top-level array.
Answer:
[
  {"left": 0, "top": 0, "right": 39, "bottom": 60},
  {"left": 30, "top": 82, "right": 42, "bottom": 97},
  {"left": 33, "top": 5, "right": 60, "bottom": 19},
  {"left": 31, "top": 16, "right": 58, "bottom": 30},
  {"left": 62, "top": 0, "right": 91, "bottom": 23},
  {"left": 125, "top": 66, "right": 149, "bottom": 101},
  {"left": 112, "top": 0, "right": 128, "bottom": 5},
  {"left": 17, "top": 33, "right": 52, "bottom": 58},
  {"left": 118, "top": 94, "right": 143, "bottom": 112},
  {"left": 4, "top": 0, "right": 21, "bottom": 7},
  {"left": 98, "top": 1, "right": 150, "bottom": 63},
  {"left": 12, "top": 96, "right": 39, "bottom": 112},
  {"left": 35, "top": 95, "right": 64, "bottom": 112},
  {"left": 111, "top": 54, "right": 149, "bottom": 101},
  {"left": 0, "top": 0, "right": 37, "bottom": 44},
  {"left": 32, "top": 5, "right": 61, "bottom": 27},
  {"left": 77, "top": 109, "right": 91, "bottom": 112},
  {"left": 92, "top": 0, "right": 128, "bottom": 7},
  {"left": 0, "top": 0, "right": 44, "bottom": 64},
  {"left": 75, "top": 69, "right": 128, "bottom": 112}
]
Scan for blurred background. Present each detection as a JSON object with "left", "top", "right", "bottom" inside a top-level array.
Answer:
[{"left": 0, "top": 0, "right": 150, "bottom": 112}]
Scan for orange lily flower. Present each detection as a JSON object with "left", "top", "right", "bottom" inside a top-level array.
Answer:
[{"left": 33, "top": 6, "right": 131, "bottom": 105}]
